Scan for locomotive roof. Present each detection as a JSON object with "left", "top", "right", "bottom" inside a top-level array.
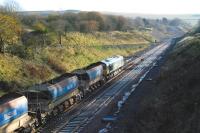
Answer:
[
  {"left": 101, "top": 55, "right": 123, "bottom": 65},
  {"left": 86, "top": 62, "right": 103, "bottom": 69},
  {"left": 73, "top": 69, "right": 86, "bottom": 74},
  {"left": 26, "top": 73, "right": 78, "bottom": 92},
  {"left": 73, "top": 62, "right": 103, "bottom": 75},
  {"left": 44, "top": 73, "right": 76, "bottom": 84},
  {"left": 0, "top": 92, "right": 24, "bottom": 105}
]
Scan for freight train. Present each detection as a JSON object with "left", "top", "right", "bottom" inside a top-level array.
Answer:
[{"left": 0, "top": 55, "right": 126, "bottom": 133}]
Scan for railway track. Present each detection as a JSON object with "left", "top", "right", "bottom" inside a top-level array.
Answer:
[
  {"left": 54, "top": 40, "right": 171, "bottom": 133},
  {"left": 37, "top": 39, "right": 171, "bottom": 133}
]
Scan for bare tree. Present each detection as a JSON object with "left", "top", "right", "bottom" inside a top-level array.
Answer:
[
  {"left": 1, "top": 0, "right": 21, "bottom": 17},
  {"left": 4, "top": 0, "right": 20, "bottom": 12}
]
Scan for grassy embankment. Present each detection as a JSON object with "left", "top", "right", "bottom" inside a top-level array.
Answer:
[
  {"left": 115, "top": 34, "right": 200, "bottom": 133},
  {"left": 0, "top": 31, "right": 153, "bottom": 96}
]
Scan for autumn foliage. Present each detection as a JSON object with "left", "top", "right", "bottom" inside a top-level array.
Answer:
[{"left": 0, "top": 13, "right": 21, "bottom": 53}]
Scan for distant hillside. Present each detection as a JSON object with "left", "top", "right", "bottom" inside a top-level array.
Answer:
[
  {"left": 103, "top": 12, "right": 200, "bottom": 26},
  {"left": 19, "top": 10, "right": 199, "bottom": 26},
  {"left": 18, "top": 10, "right": 80, "bottom": 16}
]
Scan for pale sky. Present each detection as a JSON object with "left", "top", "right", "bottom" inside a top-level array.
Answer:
[{"left": 0, "top": 0, "right": 200, "bottom": 14}]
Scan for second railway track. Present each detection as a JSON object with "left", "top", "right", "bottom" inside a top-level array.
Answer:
[{"left": 56, "top": 41, "right": 171, "bottom": 133}]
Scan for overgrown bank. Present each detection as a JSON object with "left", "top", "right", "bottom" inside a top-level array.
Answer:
[
  {"left": 113, "top": 33, "right": 200, "bottom": 133},
  {"left": 0, "top": 31, "right": 152, "bottom": 96}
]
